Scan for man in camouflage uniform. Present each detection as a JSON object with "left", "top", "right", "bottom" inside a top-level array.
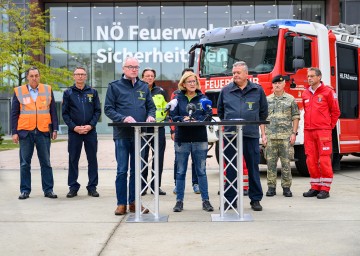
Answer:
[{"left": 262, "top": 75, "right": 300, "bottom": 197}]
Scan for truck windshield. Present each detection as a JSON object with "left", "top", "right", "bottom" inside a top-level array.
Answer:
[{"left": 199, "top": 36, "right": 278, "bottom": 77}]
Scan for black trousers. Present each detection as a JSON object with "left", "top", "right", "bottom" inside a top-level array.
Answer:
[{"left": 68, "top": 130, "right": 98, "bottom": 191}]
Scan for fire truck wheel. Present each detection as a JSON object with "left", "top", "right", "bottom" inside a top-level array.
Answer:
[{"left": 294, "top": 145, "right": 309, "bottom": 177}]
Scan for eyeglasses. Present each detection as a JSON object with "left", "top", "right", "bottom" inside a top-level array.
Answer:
[
  {"left": 28, "top": 75, "right": 40, "bottom": 78},
  {"left": 185, "top": 80, "right": 196, "bottom": 84},
  {"left": 74, "top": 73, "right": 87, "bottom": 77},
  {"left": 125, "top": 66, "right": 140, "bottom": 70}
]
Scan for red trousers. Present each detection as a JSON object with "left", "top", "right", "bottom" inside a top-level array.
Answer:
[{"left": 304, "top": 129, "right": 333, "bottom": 192}]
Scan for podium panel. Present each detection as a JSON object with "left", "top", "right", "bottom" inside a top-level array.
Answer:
[{"left": 109, "top": 120, "right": 268, "bottom": 223}]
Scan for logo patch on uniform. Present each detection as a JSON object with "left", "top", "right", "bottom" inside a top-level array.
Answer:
[
  {"left": 87, "top": 94, "right": 93, "bottom": 102},
  {"left": 323, "top": 147, "right": 330, "bottom": 151},
  {"left": 137, "top": 90, "right": 145, "bottom": 100},
  {"left": 317, "top": 95, "right": 323, "bottom": 102},
  {"left": 246, "top": 102, "right": 255, "bottom": 110},
  {"left": 304, "top": 99, "right": 309, "bottom": 103},
  {"left": 333, "top": 93, "right": 337, "bottom": 99}
]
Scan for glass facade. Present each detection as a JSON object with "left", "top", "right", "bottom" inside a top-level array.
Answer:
[{"left": 45, "top": 1, "right": 326, "bottom": 134}]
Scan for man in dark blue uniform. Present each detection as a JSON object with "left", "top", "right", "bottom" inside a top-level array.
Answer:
[
  {"left": 217, "top": 61, "right": 268, "bottom": 211},
  {"left": 62, "top": 67, "right": 101, "bottom": 198},
  {"left": 104, "top": 57, "right": 156, "bottom": 215}
]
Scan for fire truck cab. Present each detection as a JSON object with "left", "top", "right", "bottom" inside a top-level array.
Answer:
[{"left": 189, "top": 19, "right": 360, "bottom": 176}]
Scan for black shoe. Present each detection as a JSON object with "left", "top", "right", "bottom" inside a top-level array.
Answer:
[
  {"left": 250, "top": 201, "right": 263, "bottom": 211},
  {"left": 173, "top": 200, "right": 183, "bottom": 212},
  {"left": 66, "top": 190, "right": 78, "bottom": 198},
  {"left": 88, "top": 190, "right": 99, "bottom": 197},
  {"left": 266, "top": 187, "right": 276, "bottom": 197},
  {"left": 159, "top": 188, "right": 166, "bottom": 195},
  {"left": 317, "top": 190, "right": 330, "bottom": 199},
  {"left": 44, "top": 191, "right": 58, "bottom": 199},
  {"left": 202, "top": 200, "right": 214, "bottom": 212},
  {"left": 141, "top": 190, "right": 147, "bottom": 196},
  {"left": 283, "top": 187, "right": 293, "bottom": 197},
  {"left": 150, "top": 188, "right": 167, "bottom": 195},
  {"left": 303, "top": 189, "right": 319, "bottom": 197},
  {"left": 243, "top": 190, "right": 249, "bottom": 196},
  {"left": 18, "top": 192, "right": 30, "bottom": 200}
]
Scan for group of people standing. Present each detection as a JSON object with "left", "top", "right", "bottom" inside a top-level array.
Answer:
[{"left": 11, "top": 58, "right": 340, "bottom": 215}]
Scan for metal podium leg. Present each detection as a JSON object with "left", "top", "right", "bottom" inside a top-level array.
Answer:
[
  {"left": 212, "top": 125, "right": 253, "bottom": 222},
  {"left": 127, "top": 126, "right": 168, "bottom": 223},
  {"left": 154, "top": 126, "right": 160, "bottom": 219}
]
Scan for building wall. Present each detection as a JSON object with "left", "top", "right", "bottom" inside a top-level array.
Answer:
[
  {"left": 41, "top": 1, "right": 331, "bottom": 134},
  {"left": 3, "top": 0, "right": 346, "bottom": 134}
]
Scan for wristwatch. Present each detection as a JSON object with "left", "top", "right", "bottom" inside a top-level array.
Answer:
[{"left": 292, "top": 131, "right": 298, "bottom": 135}]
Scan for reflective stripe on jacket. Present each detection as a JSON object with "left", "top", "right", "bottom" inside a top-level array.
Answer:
[
  {"left": 150, "top": 84, "right": 167, "bottom": 122},
  {"left": 14, "top": 84, "right": 52, "bottom": 132}
]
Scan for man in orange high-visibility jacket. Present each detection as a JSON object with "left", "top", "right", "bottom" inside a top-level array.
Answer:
[
  {"left": 11, "top": 66, "right": 59, "bottom": 200},
  {"left": 302, "top": 67, "right": 340, "bottom": 199}
]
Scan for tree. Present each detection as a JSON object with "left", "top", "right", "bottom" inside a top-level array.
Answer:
[{"left": 0, "top": 1, "right": 73, "bottom": 89}]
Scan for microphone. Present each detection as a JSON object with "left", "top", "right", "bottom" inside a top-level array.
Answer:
[
  {"left": 200, "top": 98, "right": 212, "bottom": 110},
  {"left": 164, "top": 99, "right": 178, "bottom": 112},
  {"left": 186, "top": 103, "right": 197, "bottom": 118}
]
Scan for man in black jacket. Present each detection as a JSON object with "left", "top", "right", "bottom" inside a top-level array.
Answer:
[
  {"left": 218, "top": 61, "right": 268, "bottom": 211},
  {"left": 104, "top": 57, "right": 156, "bottom": 215},
  {"left": 62, "top": 66, "right": 101, "bottom": 198}
]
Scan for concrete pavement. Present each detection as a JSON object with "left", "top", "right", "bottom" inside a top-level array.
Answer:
[{"left": 0, "top": 135, "right": 360, "bottom": 255}]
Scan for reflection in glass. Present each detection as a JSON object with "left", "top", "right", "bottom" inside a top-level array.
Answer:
[
  {"left": 200, "top": 36, "right": 278, "bottom": 76},
  {"left": 115, "top": 3, "right": 137, "bottom": 40},
  {"left": 91, "top": 3, "right": 114, "bottom": 41},
  {"left": 138, "top": 41, "right": 161, "bottom": 77},
  {"left": 208, "top": 2, "right": 230, "bottom": 27},
  {"left": 255, "top": 2, "right": 277, "bottom": 22},
  {"left": 278, "top": 1, "right": 302, "bottom": 20},
  {"left": 68, "top": 42, "right": 91, "bottom": 82},
  {"left": 46, "top": 42, "right": 68, "bottom": 72},
  {"left": 231, "top": 2, "right": 255, "bottom": 24},
  {"left": 114, "top": 41, "right": 137, "bottom": 77},
  {"left": 138, "top": 2, "right": 160, "bottom": 40},
  {"left": 185, "top": 2, "right": 207, "bottom": 29},
  {"left": 161, "top": 3, "right": 184, "bottom": 39},
  {"left": 161, "top": 41, "right": 184, "bottom": 81},
  {"left": 47, "top": 4, "right": 68, "bottom": 40},
  {"left": 92, "top": 41, "right": 115, "bottom": 88},
  {"left": 68, "top": 3, "right": 90, "bottom": 40},
  {"left": 302, "top": 1, "right": 325, "bottom": 23}
]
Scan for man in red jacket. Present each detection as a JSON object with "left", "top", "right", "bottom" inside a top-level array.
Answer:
[{"left": 302, "top": 67, "right": 340, "bottom": 199}]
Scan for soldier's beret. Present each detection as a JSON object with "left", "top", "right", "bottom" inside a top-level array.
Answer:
[{"left": 272, "top": 75, "right": 285, "bottom": 83}]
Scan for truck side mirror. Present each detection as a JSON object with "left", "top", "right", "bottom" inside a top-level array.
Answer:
[
  {"left": 293, "top": 59, "right": 305, "bottom": 70},
  {"left": 292, "top": 37, "right": 305, "bottom": 70},
  {"left": 293, "top": 37, "right": 304, "bottom": 58},
  {"left": 188, "top": 43, "right": 199, "bottom": 68},
  {"left": 188, "top": 50, "right": 195, "bottom": 68}
]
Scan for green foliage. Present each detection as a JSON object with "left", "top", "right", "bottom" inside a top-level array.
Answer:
[{"left": 0, "top": 1, "right": 73, "bottom": 90}]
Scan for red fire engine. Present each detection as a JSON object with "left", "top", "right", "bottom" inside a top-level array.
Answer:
[{"left": 188, "top": 19, "right": 360, "bottom": 176}]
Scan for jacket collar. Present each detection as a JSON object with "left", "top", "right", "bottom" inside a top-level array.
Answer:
[{"left": 229, "top": 80, "right": 256, "bottom": 92}]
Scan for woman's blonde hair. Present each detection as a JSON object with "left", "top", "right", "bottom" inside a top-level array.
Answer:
[{"left": 178, "top": 72, "right": 200, "bottom": 91}]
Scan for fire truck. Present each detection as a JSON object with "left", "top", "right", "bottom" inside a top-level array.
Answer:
[{"left": 188, "top": 19, "right": 360, "bottom": 176}]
